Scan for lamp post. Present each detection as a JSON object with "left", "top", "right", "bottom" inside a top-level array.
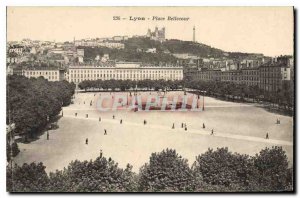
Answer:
[
  {"left": 47, "top": 116, "right": 50, "bottom": 140},
  {"left": 7, "top": 122, "right": 15, "bottom": 191},
  {"left": 197, "top": 94, "right": 200, "bottom": 109},
  {"left": 61, "top": 101, "right": 64, "bottom": 117},
  {"left": 135, "top": 83, "right": 138, "bottom": 96},
  {"left": 202, "top": 91, "right": 206, "bottom": 111}
]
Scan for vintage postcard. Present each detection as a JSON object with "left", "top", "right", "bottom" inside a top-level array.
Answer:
[{"left": 6, "top": 7, "right": 294, "bottom": 192}]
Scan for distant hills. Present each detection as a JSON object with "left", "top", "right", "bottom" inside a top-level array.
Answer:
[{"left": 81, "top": 37, "right": 266, "bottom": 64}]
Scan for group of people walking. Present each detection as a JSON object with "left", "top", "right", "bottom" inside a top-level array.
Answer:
[{"left": 171, "top": 122, "right": 214, "bottom": 135}]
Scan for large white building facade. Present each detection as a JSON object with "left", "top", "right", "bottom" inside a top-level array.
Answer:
[
  {"left": 22, "top": 69, "right": 65, "bottom": 82},
  {"left": 68, "top": 62, "right": 183, "bottom": 84}
]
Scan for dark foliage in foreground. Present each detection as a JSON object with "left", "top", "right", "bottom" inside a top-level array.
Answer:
[
  {"left": 193, "top": 147, "right": 259, "bottom": 189},
  {"left": 7, "top": 162, "right": 49, "bottom": 192},
  {"left": 253, "top": 146, "right": 293, "bottom": 191},
  {"left": 6, "top": 146, "right": 293, "bottom": 192},
  {"left": 47, "top": 157, "right": 136, "bottom": 192},
  {"left": 138, "top": 149, "right": 195, "bottom": 191}
]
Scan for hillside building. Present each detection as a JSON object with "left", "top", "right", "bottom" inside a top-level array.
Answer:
[{"left": 146, "top": 27, "right": 166, "bottom": 42}]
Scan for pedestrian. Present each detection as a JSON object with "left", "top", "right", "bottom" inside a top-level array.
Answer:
[
  {"left": 99, "top": 117, "right": 101, "bottom": 122},
  {"left": 113, "top": 115, "right": 115, "bottom": 119},
  {"left": 203, "top": 123, "right": 205, "bottom": 129},
  {"left": 266, "top": 132, "right": 269, "bottom": 139},
  {"left": 75, "top": 112, "right": 77, "bottom": 117},
  {"left": 86, "top": 114, "right": 88, "bottom": 118},
  {"left": 172, "top": 123, "right": 175, "bottom": 129},
  {"left": 211, "top": 129, "right": 214, "bottom": 135},
  {"left": 120, "top": 119, "right": 123, "bottom": 124},
  {"left": 47, "top": 131, "right": 49, "bottom": 140},
  {"left": 181, "top": 123, "right": 184, "bottom": 128},
  {"left": 104, "top": 129, "right": 107, "bottom": 135},
  {"left": 84, "top": 101, "right": 85, "bottom": 104},
  {"left": 100, "top": 149, "right": 103, "bottom": 158},
  {"left": 86, "top": 138, "right": 88, "bottom": 144},
  {"left": 62, "top": 111, "right": 63, "bottom": 117},
  {"left": 185, "top": 126, "right": 187, "bottom": 131},
  {"left": 144, "top": 120, "right": 147, "bottom": 125}
]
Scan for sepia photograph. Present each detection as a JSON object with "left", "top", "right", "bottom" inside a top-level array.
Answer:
[{"left": 6, "top": 6, "right": 294, "bottom": 193}]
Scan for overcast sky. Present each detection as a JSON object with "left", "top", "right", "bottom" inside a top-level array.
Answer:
[{"left": 7, "top": 7, "right": 294, "bottom": 56}]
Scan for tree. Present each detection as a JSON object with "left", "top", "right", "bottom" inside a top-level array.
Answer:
[
  {"left": 6, "top": 147, "right": 293, "bottom": 192},
  {"left": 193, "top": 147, "right": 258, "bottom": 190},
  {"left": 48, "top": 157, "right": 136, "bottom": 192},
  {"left": 7, "top": 162, "right": 49, "bottom": 192},
  {"left": 253, "top": 146, "right": 291, "bottom": 191},
  {"left": 139, "top": 149, "right": 195, "bottom": 192},
  {"left": 7, "top": 75, "right": 75, "bottom": 141}
]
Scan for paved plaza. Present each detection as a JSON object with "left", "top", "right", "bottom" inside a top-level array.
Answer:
[{"left": 14, "top": 91, "right": 294, "bottom": 173}]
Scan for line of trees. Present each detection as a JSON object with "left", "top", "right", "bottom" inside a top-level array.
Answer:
[
  {"left": 185, "top": 79, "right": 294, "bottom": 111},
  {"left": 78, "top": 78, "right": 293, "bottom": 111},
  {"left": 78, "top": 79, "right": 183, "bottom": 92},
  {"left": 7, "top": 75, "right": 75, "bottom": 142},
  {"left": 7, "top": 146, "right": 293, "bottom": 192}
]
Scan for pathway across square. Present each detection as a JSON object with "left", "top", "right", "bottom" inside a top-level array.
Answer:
[{"left": 14, "top": 91, "right": 293, "bottom": 173}]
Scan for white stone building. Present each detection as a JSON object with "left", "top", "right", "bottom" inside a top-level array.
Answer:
[
  {"left": 68, "top": 62, "right": 183, "bottom": 84},
  {"left": 22, "top": 69, "right": 65, "bottom": 82}
]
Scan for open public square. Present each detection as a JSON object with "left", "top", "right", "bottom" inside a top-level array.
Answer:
[{"left": 14, "top": 91, "right": 293, "bottom": 173}]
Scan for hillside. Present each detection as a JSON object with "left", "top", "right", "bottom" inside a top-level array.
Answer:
[{"left": 81, "top": 37, "right": 264, "bottom": 64}]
